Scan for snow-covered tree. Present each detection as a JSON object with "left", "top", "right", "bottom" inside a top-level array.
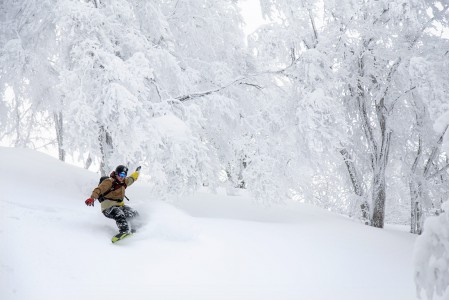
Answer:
[
  {"left": 52, "top": 0, "right": 161, "bottom": 173},
  {"left": 0, "top": 0, "right": 59, "bottom": 150},
  {"left": 248, "top": 0, "right": 449, "bottom": 227},
  {"left": 415, "top": 201, "right": 449, "bottom": 299},
  {"left": 1, "top": 0, "right": 247, "bottom": 194}
]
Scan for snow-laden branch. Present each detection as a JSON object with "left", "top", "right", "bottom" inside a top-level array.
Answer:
[
  {"left": 377, "top": 57, "right": 402, "bottom": 109},
  {"left": 424, "top": 124, "right": 449, "bottom": 178},
  {"left": 388, "top": 86, "right": 417, "bottom": 113},
  {"left": 307, "top": 8, "right": 318, "bottom": 47},
  {"left": 167, "top": 0, "right": 181, "bottom": 20},
  {"left": 174, "top": 76, "right": 263, "bottom": 102},
  {"left": 173, "top": 58, "right": 302, "bottom": 102},
  {"left": 410, "top": 4, "right": 449, "bottom": 49},
  {"left": 427, "top": 163, "right": 449, "bottom": 180}
]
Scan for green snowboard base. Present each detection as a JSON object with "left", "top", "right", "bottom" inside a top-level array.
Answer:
[{"left": 111, "top": 232, "right": 133, "bottom": 243}]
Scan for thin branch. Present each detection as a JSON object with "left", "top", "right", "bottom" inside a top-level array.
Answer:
[
  {"left": 307, "top": 8, "right": 318, "bottom": 47},
  {"left": 377, "top": 58, "right": 402, "bottom": 106},
  {"left": 410, "top": 4, "right": 449, "bottom": 49},
  {"left": 410, "top": 94, "right": 424, "bottom": 174},
  {"left": 388, "top": 86, "right": 416, "bottom": 113},
  {"left": 427, "top": 163, "right": 449, "bottom": 180},
  {"left": 373, "top": 7, "right": 390, "bottom": 25},
  {"left": 149, "top": 78, "right": 162, "bottom": 101},
  {"left": 290, "top": 47, "right": 296, "bottom": 64},
  {"left": 176, "top": 76, "right": 251, "bottom": 102},
  {"left": 411, "top": 135, "right": 422, "bottom": 173},
  {"left": 424, "top": 124, "right": 449, "bottom": 177},
  {"left": 239, "top": 82, "right": 263, "bottom": 90},
  {"left": 174, "top": 68, "right": 273, "bottom": 102},
  {"left": 167, "top": 0, "right": 181, "bottom": 20}
]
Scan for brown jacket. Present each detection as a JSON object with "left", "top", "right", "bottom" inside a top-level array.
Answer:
[{"left": 91, "top": 175, "right": 137, "bottom": 211}]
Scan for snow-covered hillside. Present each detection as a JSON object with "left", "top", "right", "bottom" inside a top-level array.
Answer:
[{"left": 1, "top": 147, "right": 419, "bottom": 300}]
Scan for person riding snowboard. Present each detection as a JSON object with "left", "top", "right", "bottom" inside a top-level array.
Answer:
[{"left": 85, "top": 165, "right": 140, "bottom": 238}]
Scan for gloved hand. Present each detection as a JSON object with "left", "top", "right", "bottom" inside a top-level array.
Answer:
[
  {"left": 130, "top": 171, "right": 139, "bottom": 181},
  {"left": 85, "top": 198, "right": 95, "bottom": 206},
  {"left": 130, "top": 166, "right": 141, "bottom": 181}
]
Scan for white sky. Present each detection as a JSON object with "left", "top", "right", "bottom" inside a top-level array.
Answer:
[{"left": 238, "top": 0, "right": 267, "bottom": 36}]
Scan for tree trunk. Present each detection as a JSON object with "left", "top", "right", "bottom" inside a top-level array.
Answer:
[
  {"left": 371, "top": 170, "right": 387, "bottom": 228},
  {"left": 99, "top": 125, "right": 113, "bottom": 176},
  {"left": 409, "top": 179, "right": 423, "bottom": 234},
  {"left": 237, "top": 156, "right": 247, "bottom": 189},
  {"left": 340, "top": 148, "right": 370, "bottom": 223},
  {"left": 408, "top": 125, "right": 449, "bottom": 233},
  {"left": 13, "top": 95, "right": 24, "bottom": 147},
  {"left": 370, "top": 114, "right": 391, "bottom": 228},
  {"left": 54, "top": 112, "right": 65, "bottom": 161},
  {"left": 84, "top": 154, "right": 92, "bottom": 170}
]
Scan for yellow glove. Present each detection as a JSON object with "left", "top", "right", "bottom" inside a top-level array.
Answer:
[{"left": 130, "top": 171, "right": 139, "bottom": 181}]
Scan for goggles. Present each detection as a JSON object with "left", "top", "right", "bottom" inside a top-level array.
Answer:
[{"left": 118, "top": 172, "right": 127, "bottom": 178}]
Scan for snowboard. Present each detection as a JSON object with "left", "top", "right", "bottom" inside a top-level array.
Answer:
[{"left": 111, "top": 232, "right": 133, "bottom": 243}]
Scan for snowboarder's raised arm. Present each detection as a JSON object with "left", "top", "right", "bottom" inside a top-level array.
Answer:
[{"left": 125, "top": 167, "right": 140, "bottom": 186}]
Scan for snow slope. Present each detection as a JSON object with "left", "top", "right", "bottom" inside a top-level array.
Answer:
[{"left": 0, "top": 147, "right": 419, "bottom": 300}]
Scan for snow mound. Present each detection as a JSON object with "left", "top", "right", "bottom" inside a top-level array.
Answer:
[{"left": 136, "top": 201, "right": 200, "bottom": 241}]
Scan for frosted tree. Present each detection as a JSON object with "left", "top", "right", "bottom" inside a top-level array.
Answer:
[
  {"left": 407, "top": 95, "right": 449, "bottom": 234},
  {"left": 324, "top": 0, "right": 446, "bottom": 228},
  {"left": 3, "top": 0, "right": 448, "bottom": 211},
  {"left": 247, "top": 0, "right": 359, "bottom": 206},
  {"left": 390, "top": 3, "right": 449, "bottom": 232},
  {"left": 242, "top": 0, "right": 354, "bottom": 204},
  {"left": 155, "top": 0, "right": 266, "bottom": 193},
  {"left": 250, "top": 0, "right": 449, "bottom": 227},
  {"left": 52, "top": 0, "right": 147, "bottom": 173},
  {"left": 0, "top": 0, "right": 59, "bottom": 151},
  {"left": 1, "top": 0, "right": 255, "bottom": 196}
]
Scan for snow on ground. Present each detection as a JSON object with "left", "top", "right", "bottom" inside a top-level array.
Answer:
[{"left": 0, "top": 147, "right": 419, "bottom": 300}]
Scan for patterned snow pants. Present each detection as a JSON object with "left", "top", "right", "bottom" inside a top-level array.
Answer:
[{"left": 102, "top": 205, "right": 139, "bottom": 233}]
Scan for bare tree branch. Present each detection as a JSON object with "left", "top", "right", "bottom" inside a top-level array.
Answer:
[
  {"left": 388, "top": 86, "right": 417, "bottom": 113},
  {"left": 410, "top": 4, "right": 449, "bottom": 49},
  {"left": 175, "top": 76, "right": 258, "bottom": 102},
  {"left": 424, "top": 124, "right": 449, "bottom": 177},
  {"left": 307, "top": 8, "right": 318, "bottom": 47},
  {"left": 427, "top": 163, "right": 449, "bottom": 180}
]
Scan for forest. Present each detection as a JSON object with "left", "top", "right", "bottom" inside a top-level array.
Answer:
[{"left": 1, "top": 0, "right": 449, "bottom": 234}]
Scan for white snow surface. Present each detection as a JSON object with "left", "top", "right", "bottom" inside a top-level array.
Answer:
[{"left": 0, "top": 147, "right": 419, "bottom": 300}]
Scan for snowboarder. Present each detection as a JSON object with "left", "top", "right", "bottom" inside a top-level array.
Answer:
[{"left": 85, "top": 165, "right": 141, "bottom": 242}]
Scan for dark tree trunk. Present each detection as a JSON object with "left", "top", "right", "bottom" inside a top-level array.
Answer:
[
  {"left": 371, "top": 171, "right": 387, "bottom": 228},
  {"left": 370, "top": 109, "right": 391, "bottom": 229},
  {"left": 409, "top": 179, "right": 423, "bottom": 234}
]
